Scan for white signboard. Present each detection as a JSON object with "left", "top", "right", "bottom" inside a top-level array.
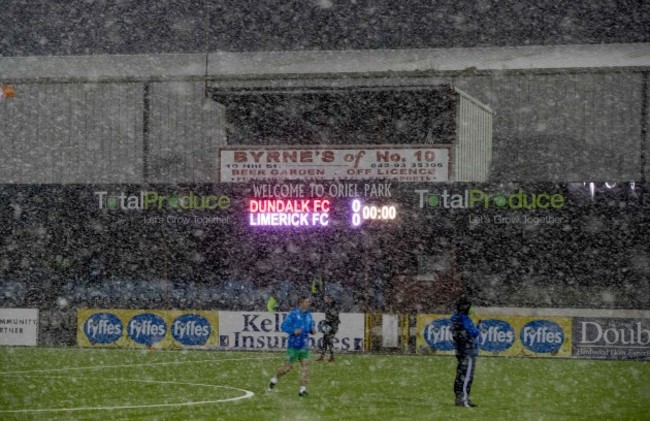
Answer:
[
  {"left": 220, "top": 146, "right": 450, "bottom": 183},
  {"left": 0, "top": 308, "right": 39, "bottom": 346},
  {"left": 218, "top": 311, "right": 365, "bottom": 352},
  {"left": 382, "top": 314, "right": 400, "bottom": 348}
]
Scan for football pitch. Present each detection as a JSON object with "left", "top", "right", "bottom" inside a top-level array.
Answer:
[{"left": 0, "top": 347, "right": 648, "bottom": 421}]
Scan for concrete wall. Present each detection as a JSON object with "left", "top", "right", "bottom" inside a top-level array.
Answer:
[
  {"left": 454, "top": 71, "right": 645, "bottom": 182},
  {"left": 1, "top": 82, "right": 144, "bottom": 183},
  {"left": 0, "top": 71, "right": 646, "bottom": 183}
]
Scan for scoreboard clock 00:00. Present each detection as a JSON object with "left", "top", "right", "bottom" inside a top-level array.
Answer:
[{"left": 351, "top": 199, "right": 398, "bottom": 227}]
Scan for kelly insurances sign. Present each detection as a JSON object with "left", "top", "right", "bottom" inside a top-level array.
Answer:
[
  {"left": 218, "top": 311, "right": 365, "bottom": 352},
  {"left": 572, "top": 317, "right": 650, "bottom": 360},
  {"left": 219, "top": 146, "right": 450, "bottom": 183},
  {"left": 77, "top": 309, "right": 219, "bottom": 349},
  {"left": 0, "top": 308, "right": 39, "bottom": 346},
  {"left": 416, "top": 314, "right": 572, "bottom": 358}
]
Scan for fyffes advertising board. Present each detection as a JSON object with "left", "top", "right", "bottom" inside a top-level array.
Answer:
[
  {"left": 77, "top": 309, "right": 219, "bottom": 349},
  {"left": 416, "top": 314, "right": 571, "bottom": 357}
]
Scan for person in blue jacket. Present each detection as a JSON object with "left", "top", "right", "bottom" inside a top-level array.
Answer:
[
  {"left": 268, "top": 296, "right": 316, "bottom": 397},
  {"left": 451, "top": 297, "right": 482, "bottom": 408}
]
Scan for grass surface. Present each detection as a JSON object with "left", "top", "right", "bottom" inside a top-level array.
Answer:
[{"left": 1, "top": 347, "right": 648, "bottom": 420}]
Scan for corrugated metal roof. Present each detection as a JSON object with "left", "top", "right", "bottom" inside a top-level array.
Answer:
[{"left": 1, "top": 43, "right": 649, "bottom": 82}]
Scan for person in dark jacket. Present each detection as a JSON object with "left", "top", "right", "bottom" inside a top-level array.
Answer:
[
  {"left": 317, "top": 294, "right": 340, "bottom": 362},
  {"left": 451, "top": 297, "right": 482, "bottom": 408}
]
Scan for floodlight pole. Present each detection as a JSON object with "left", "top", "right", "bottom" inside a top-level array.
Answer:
[{"left": 203, "top": 0, "right": 211, "bottom": 99}]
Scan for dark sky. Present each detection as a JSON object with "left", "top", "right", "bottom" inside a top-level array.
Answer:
[{"left": 1, "top": 0, "right": 649, "bottom": 56}]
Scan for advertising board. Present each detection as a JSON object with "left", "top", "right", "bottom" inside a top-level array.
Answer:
[
  {"left": 416, "top": 313, "right": 571, "bottom": 357},
  {"left": 77, "top": 309, "right": 219, "bottom": 349},
  {"left": 218, "top": 311, "right": 365, "bottom": 352},
  {"left": 220, "top": 146, "right": 451, "bottom": 183},
  {"left": 572, "top": 317, "right": 650, "bottom": 360},
  {"left": 0, "top": 308, "right": 39, "bottom": 346}
]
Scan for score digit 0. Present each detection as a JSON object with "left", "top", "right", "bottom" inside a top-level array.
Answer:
[{"left": 352, "top": 199, "right": 362, "bottom": 227}]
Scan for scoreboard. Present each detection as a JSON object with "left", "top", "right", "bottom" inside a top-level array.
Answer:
[{"left": 247, "top": 196, "right": 400, "bottom": 228}]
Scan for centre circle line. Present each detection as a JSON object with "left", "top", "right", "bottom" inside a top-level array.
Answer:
[{"left": 0, "top": 375, "right": 255, "bottom": 414}]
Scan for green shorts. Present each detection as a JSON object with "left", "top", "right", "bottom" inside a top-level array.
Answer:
[{"left": 285, "top": 348, "right": 311, "bottom": 363}]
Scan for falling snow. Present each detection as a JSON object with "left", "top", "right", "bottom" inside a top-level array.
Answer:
[{"left": 1, "top": 2, "right": 649, "bottom": 420}]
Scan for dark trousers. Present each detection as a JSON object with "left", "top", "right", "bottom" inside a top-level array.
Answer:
[
  {"left": 320, "top": 332, "right": 335, "bottom": 356},
  {"left": 454, "top": 355, "right": 476, "bottom": 404}
]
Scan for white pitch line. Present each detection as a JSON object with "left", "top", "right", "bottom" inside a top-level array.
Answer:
[
  {"left": 0, "top": 376, "right": 255, "bottom": 414},
  {"left": 1, "top": 356, "right": 276, "bottom": 375}
]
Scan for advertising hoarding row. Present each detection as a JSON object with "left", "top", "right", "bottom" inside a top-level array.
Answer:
[
  {"left": 77, "top": 310, "right": 365, "bottom": 352},
  {"left": 417, "top": 314, "right": 649, "bottom": 360},
  {"left": 4, "top": 308, "right": 643, "bottom": 360}
]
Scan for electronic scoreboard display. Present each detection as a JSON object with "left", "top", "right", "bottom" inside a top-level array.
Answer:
[
  {"left": 245, "top": 182, "right": 402, "bottom": 229},
  {"left": 247, "top": 197, "right": 399, "bottom": 228}
]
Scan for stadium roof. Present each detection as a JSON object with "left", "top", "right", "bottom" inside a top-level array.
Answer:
[{"left": 1, "top": 43, "right": 649, "bottom": 83}]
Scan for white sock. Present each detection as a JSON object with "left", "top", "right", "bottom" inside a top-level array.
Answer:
[
  {"left": 299, "top": 386, "right": 306, "bottom": 393},
  {"left": 270, "top": 377, "right": 277, "bottom": 384}
]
